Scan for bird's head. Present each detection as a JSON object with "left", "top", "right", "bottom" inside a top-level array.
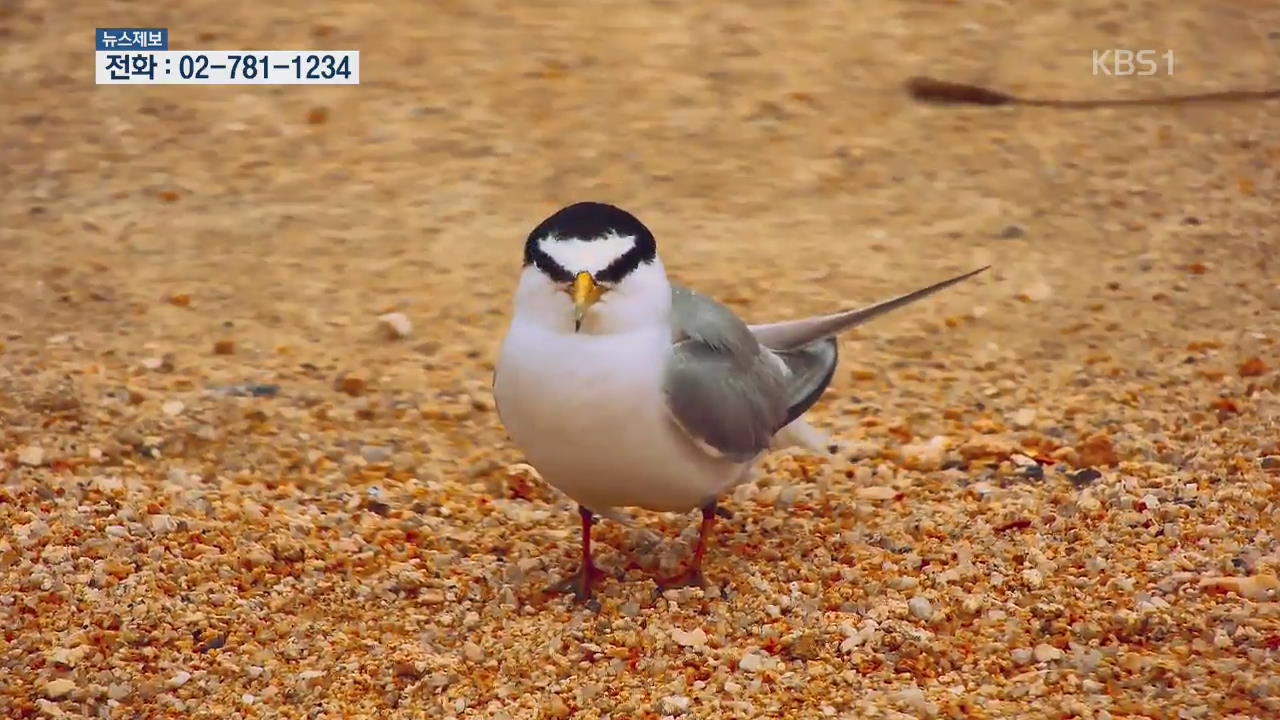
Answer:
[{"left": 514, "top": 202, "right": 672, "bottom": 335}]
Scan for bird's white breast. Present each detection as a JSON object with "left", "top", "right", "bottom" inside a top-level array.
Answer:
[{"left": 494, "top": 319, "right": 744, "bottom": 514}]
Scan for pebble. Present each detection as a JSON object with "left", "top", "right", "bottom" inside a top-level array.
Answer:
[
  {"left": 166, "top": 671, "right": 191, "bottom": 689},
  {"left": 896, "top": 686, "right": 934, "bottom": 716},
  {"left": 145, "top": 514, "right": 179, "bottom": 534},
  {"left": 1198, "top": 574, "right": 1280, "bottom": 601},
  {"left": 662, "top": 695, "right": 691, "bottom": 714},
  {"left": 1011, "top": 648, "right": 1033, "bottom": 665},
  {"left": 377, "top": 312, "right": 413, "bottom": 339},
  {"left": 336, "top": 374, "right": 367, "bottom": 397},
  {"left": 1033, "top": 644, "right": 1063, "bottom": 663},
  {"left": 1070, "top": 469, "right": 1102, "bottom": 489},
  {"left": 161, "top": 400, "right": 185, "bottom": 416},
  {"left": 1023, "top": 277, "right": 1053, "bottom": 301},
  {"left": 1010, "top": 407, "right": 1037, "bottom": 428},
  {"left": 18, "top": 445, "right": 45, "bottom": 466},
  {"left": 1009, "top": 453, "right": 1037, "bottom": 468},
  {"left": 738, "top": 652, "right": 766, "bottom": 673},
  {"left": 463, "top": 641, "right": 484, "bottom": 662},
  {"left": 671, "top": 627, "right": 708, "bottom": 648},
  {"left": 855, "top": 485, "right": 898, "bottom": 501},
  {"left": 900, "top": 436, "right": 948, "bottom": 470},
  {"left": 45, "top": 678, "right": 76, "bottom": 699},
  {"left": 1078, "top": 434, "right": 1119, "bottom": 467},
  {"left": 907, "top": 596, "right": 934, "bottom": 621},
  {"left": 360, "top": 445, "right": 392, "bottom": 463}
]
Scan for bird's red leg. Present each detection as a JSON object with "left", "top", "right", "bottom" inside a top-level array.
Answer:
[
  {"left": 656, "top": 502, "right": 718, "bottom": 591},
  {"left": 548, "top": 505, "right": 606, "bottom": 601}
]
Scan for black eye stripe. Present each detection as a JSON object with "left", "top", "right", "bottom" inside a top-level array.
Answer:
[
  {"left": 595, "top": 247, "right": 646, "bottom": 283},
  {"left": 527, "top": 246, "right": 573, "bottom": 283}
]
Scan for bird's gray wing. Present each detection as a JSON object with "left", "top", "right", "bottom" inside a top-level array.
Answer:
[
  {"left": 748, "top": 266, "right": 989, "bottom": 351},
  {"left": 664, "top": 286, "right": 791, "bottom": 464},
  {"left": 771, "top": 337, "right": 839, "bottom": 426}
]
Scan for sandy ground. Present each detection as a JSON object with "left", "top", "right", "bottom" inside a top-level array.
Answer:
[{"left": 4, "top": 1, "right": 1280, "bottom": 718}]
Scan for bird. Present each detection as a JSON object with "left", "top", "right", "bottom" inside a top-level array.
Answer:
[{"left": 493, "top": 201, "right": 987, "bottom": 601}]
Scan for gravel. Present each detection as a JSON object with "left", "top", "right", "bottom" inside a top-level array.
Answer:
[{"left": 3, "top": 2, "right": 1279, "bottom": 718}]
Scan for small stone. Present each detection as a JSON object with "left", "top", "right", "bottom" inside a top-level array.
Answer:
[
  {"left": 1238, "top": 356, "right": 1269, "bottom": 377},
  {"left": 161, "top": 399, "right": 185, "bottom": 416},
  {"left": 738, "top": 652, "right": 765, "bottom": 672},
  {"left": 377, "top": 312, "right": 413, "bottom": 339},
  {"left": 18, "top": 445, "right": 45, "bottom": 466},
  {"left": 1070, "top": 468, "right": 1102, "bottom": 488},
  {"left": 855, "top": 485, "right": 898, "bottom": 501},
  {"left": 1011, "top": 648, "right": 1033, "bottom": 665},
  {"left": 907, "top": 596, "right": 934, "bottom": 621},
  {"left": 1022, "top": 568, "right": 1044, "bottom": 588},
  {"left": 1010, "top": 407, "right": 1037, "bottom": 428},
  {"left": 671, "top": 627, "right": 708, "bottom": 648},
  {"left": 900, "top": 436, "right": 948, "bottom": 470},
  {"left": 1023, "top": 277, "right": 1052, "bottom": 301},
  {"left": 662, "top": 695, "right": 691, "bottom": 714},
  {"left": 1077, "top": 434, "right": 1119, "bottom": 467},
  {"left": 543, "top": 695, "right": 570, "bottom": 719},
  {"left": 1198, "top": 574, "right": 1280, "bottom": 601},
  {"left": 896, "top": 686, "right": 934, "bottom": 716},
  {"left": 1033, "top": 643, "right": 1063, "bottom": 663},
  {"left": 45, "top": 678, "right": 76, "bottom": 699},
  {"left": 166, "top": 671, "right": 191, "bottom": 689},
  {"left": 1009, "top": 453, "right": 1037, "bottom": 468},
  {"left": 999, "top": 224, "right": 1025, "bottom": 239},
  {"left": 360, "top": 445, "right": 392, "bottom": 463},
  {"left": 145, "top": 514, "right": 178, "bottom": 535},
  {"left": 105, "top": 525, "right": 129, "bottom": 538},
  {"left": 212, "top": 339, "right": 235, "bottom": 355},
  {"left": 392, "top": 451, "right": 418, "bottom": 472},
  {"left": 336, "top": 374, "right": 367, "bottom": 397},
  {"left": 463, "top": 641, "right": 484, "bottom": 662}
]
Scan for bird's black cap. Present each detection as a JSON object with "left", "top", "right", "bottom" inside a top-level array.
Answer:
[{"left": 523, "top": 202, "right": 657, "bottom": 284}]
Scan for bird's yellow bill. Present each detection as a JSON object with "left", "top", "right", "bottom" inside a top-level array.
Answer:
[{"left": 572, "top": 272, "right": 603, "bottom": 332}]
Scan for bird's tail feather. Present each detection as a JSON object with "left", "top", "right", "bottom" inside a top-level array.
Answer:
[{"left": 748, "top": 266, "right": 990, "bottom": 351}]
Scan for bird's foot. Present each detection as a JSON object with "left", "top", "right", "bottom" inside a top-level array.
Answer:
[
  {"left": 654, "top": 565, "right": 707, "bottom": 594},
  {"left": 547, "top": 562, "right": 608, "bottom": 603}
]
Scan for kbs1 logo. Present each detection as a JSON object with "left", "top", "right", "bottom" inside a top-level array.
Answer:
[{"left": 1092, "top": 49, "right": 1174, "bottom": 76}]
